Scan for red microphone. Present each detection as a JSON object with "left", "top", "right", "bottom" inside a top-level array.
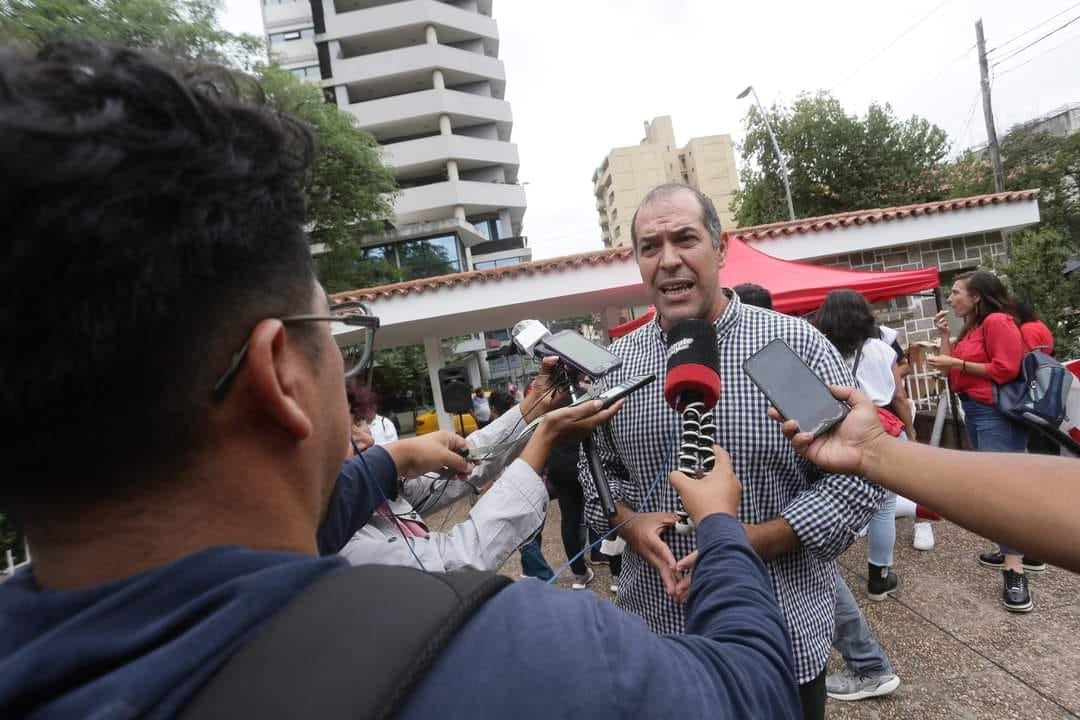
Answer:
[
  {"left": 664, "top": 319, "right": 721, "bottom": 413},
  {"left": 663, "top": 319, "right": 721, "bottom": 535}
]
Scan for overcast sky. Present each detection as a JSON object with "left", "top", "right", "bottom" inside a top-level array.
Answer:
[{"left": 222, "top": 0, "right": 1080, "bottom": 259}]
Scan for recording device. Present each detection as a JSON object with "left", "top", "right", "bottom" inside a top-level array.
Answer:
[
  {"left": 512, "top": 319, "right": 625, "bottom": 518},
  {"left": 512, "top": 320, "right": 623, "bottom": 381},
  {"left": 663, "top": 319, "right": 722, "bottom": 535},
  {"left": 743, "top": 338, "right": 849, "bottom": 437},
  {"left": 571, "top": 374, "right": 656, "bottom": 409}
]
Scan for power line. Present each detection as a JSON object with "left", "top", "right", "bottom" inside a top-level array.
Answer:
[
  {"left": 927, "top": 43, "right": 975, "bottom": 84},
  {"left": 830, "top": 0, "right": 953, "bottom": 91},
  {"left": 991, "top": 13, "right": 1080, "bottom": 67},
  {"left": 995, "top": 30, "right": 1080, "bottom": 77},
  {"left": 951, "top": 89, "right": 982, "bottom": 149},
  {"left": 987, "top": 0, "right": 1080, "bottom": 54}
]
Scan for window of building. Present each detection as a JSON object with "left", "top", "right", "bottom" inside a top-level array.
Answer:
[
  {"left": 398, "top": 234, "right": 463, "bottom": 279},
  {"left": 269, "top": 27, "right": 314, "bottom": 43},
  {"left": 473, "top": 257, "right": 522, "bottom": 270},
  {"left": 469, "top": 217, "right": 499, "bottom": 242},
  {"left": 289, "top": 65, "right": 320, "bottom": 79}
]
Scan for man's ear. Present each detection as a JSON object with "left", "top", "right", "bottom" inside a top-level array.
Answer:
[
  {"left": 244, "top": 319, "right": 314, "bottom": 441},
  {"left": 716, "top": 231, "right": 730, "bottom": 270}
]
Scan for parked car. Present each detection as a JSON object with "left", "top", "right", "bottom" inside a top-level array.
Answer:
[{"left": 414, "top": 408, "right": 477, "bottom": 435}]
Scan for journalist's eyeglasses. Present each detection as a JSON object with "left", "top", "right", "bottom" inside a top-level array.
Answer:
[{"left": 212, "top": 310, "right": 380, "bottom": 401}]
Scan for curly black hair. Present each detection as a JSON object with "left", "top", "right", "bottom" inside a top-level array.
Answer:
[
  {"left": 0, "top": 41, "right": 318, "bottom": 514},
  {"left": 814, "top": 289, "right": 877, "bottom": 358}
]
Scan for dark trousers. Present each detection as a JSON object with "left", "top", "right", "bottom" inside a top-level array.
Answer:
[
  {"left": 798, "top": 669, "right": 826, "bottom": 720},
  {"left": 549, "top": 467, "right": 588, "bottom": 576}
]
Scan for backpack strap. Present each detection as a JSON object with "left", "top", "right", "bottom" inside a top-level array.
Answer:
[{"left": 180, "top": 565, "right": 511, "bottom": 720}]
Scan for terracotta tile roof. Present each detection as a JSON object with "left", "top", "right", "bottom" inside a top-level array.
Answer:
[
  {"left": 331, "top": 189, "right": 1039, "bottom": 303},
  {"left": 732, "top": 189, "right": 1039, "bottom": 242},
  {"left": 332, "top": 245, "right": 635, "bottom": 303}
]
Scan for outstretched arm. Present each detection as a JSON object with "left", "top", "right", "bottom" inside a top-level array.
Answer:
[{"left": 774, "top": 386, "right": 1080, "bottom": 574}]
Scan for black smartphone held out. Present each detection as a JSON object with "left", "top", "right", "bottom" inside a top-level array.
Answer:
[
  {"left": 572, "top": 373, "right": 656, "bottom": 409},
  {"left": 536, "top": 330, "right": 623, "bottom": 378},
  {"left": 743, "top": 339, "right": 849, "bottom": 437}
]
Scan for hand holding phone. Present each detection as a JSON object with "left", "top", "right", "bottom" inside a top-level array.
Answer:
[{"left": 743, "top": 339, "right": 849, "bottom": 437}]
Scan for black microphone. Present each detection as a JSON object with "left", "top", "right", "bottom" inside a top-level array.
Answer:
[
  {"left": 571, "top": 382, "right": 617, "bottom": 518},
  {"left": 663, "top": 319, "right": 721, "bottom": 533}
]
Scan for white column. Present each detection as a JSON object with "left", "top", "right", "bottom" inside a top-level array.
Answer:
[
  {"left": 334, "top": 85, "right": 349, "bottom": 106},
  {"left": 446, "top": 159, "right": 459, "bottom": 182},
  {"left": 423, "top": 336, "right": 453, "bottom": 431},
  {"left": 329, "top": 39, "right": 342, "bottom": 60},
  {"left": 438, "top": 113, "right": 452, "bottom": 135},
  {"left": 432, "top": 69, "right": 445, "bottom": 90},
  {"left": 454, "top": 205, "right": 467, "bottom": 222},
  {"left": 425, "top": 24, "right": 438, "bottom": 44}
]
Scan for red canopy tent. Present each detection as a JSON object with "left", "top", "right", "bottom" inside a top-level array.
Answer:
[{"left": 609, "top": 233, "right": 940, "bottom": 339}]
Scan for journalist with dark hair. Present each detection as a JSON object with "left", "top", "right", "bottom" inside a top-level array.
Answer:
[{"left": 0, "top": 42, "right": 800, "bottom": 718}]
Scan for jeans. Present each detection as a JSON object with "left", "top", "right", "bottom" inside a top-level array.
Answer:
[
  {"left": 834, "top": 576, "right": 893, "bottom": 676},
  {"left": 519, "top": 534, "right": 554, "bottom": 581},
  {"left": 867, "top": 490, "right": 897, "bottom": 567},
  {"left": 961, "top": 398, "right": 1028, "bottom": 556}
]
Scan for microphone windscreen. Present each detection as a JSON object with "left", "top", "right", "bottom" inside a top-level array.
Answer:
[{"left": 663, "top": 319, "right": 720, "bottom": 411}]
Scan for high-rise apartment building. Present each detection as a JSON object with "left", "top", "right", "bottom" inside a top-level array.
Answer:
[
  {"left": 593, "top": 116, "right": 738, "bottom": 247},
  {"left": 260, "top": 0, "right": 529, "bottom": 278}
]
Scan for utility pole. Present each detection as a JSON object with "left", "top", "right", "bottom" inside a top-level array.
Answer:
[{"left": 975, "top": 19, "right": 1005, "bottom": 194}]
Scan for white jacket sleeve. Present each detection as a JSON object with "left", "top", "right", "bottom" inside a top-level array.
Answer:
[{"left": 339, "top": 458, "right": 548, "bottom": 572}]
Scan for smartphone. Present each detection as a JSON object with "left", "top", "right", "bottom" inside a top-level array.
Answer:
[
  {"left": 572, "top": 373, "right": 656, "bottom": 409},
  {"left": 743, "top": 339, "right": 849, "bottom": 437},
  {"left": 536, "top": 330, "right": 623, "bottom": 378}
]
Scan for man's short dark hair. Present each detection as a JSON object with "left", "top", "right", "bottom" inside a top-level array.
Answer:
[
  {"left": 0, "top": 41, "right": 318, "bottom": 515},
  {"left": 630, "top": 183, "right": 722, "bottom": 250},
  {"left": 489, "top": 390, "right": 515, "bottom": 417},
  {"left": 733, "top": 283, "right": 774, "bottom": 310}
]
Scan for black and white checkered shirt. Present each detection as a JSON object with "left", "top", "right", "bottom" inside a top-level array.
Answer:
[{"left": 580, "top": 290, "right": 884, "bottom": 684}]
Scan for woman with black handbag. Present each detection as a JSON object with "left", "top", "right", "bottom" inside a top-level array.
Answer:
[{"left": 927, "top": 270, "right": 1038, "bottom": 613}]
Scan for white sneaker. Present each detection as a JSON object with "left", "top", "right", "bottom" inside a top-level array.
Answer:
[
  {"left": 571, "top": 567, "right": 594, "bottom": 590},
  {"left": 913, "top": 522, "right": 935, "bottom": 551},
  {"left": 610, "top": 578, "right": 619, "bottom": 594}
]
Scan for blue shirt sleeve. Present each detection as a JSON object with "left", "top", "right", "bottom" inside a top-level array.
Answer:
[
  {"left": 400, "top": 513, "right": 800, "bottom": 719},
  {"left": 316, "top": 447, "right": 399, "bottom": 556}
]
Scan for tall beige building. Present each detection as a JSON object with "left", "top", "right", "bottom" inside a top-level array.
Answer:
[{"left": 593, "top": 116, "right": 738, "bottom": 247}]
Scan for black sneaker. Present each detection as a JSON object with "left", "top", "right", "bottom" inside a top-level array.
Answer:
[
  {"left": 867, "top": 563, "right": 898, "bottom": 601},
  {"left": 978, "top": 552, "right": 1047, "bottom": 572},
  {"left": 1002, "top": 570, "right": 1034, "bottom": 613}
]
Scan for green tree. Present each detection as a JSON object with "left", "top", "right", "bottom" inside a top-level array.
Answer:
[
  {"left": 0, "top": 0, "right": 399, "bottom": 295},
  {"left": 733, "top": 92, "right": 950, "bottom": 226}
]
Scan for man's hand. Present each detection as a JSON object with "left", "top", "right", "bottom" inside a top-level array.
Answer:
[
  {"left": 768, "top": 385, "right": 888, "bottom": 477},
  {"left": 673, "top": 550, "right": 697, "bottom": 604},
  {"left": 383, "top": 431, "right": 472, "bottom": 481},
  {"left": 667, "top": 445, "right": 741, "bottom": 525},
  {"left": 619, "top": 510, "right": 680, "bottom": 599},
  {"left": 520, "top": 356, "right": 568, "bottom": 421},
  {"left": 518, "top": 398, "right": 623, "bottom": 473}
]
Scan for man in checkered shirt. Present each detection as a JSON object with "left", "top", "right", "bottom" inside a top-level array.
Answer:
[{"left": 581, "top": 184, "right": 884, "bottom": 719}]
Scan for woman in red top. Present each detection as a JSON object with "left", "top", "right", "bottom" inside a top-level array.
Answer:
[
  {"left": 1015, "top": 301, "right": 1055, "bottom": 356},
  {"left": 927, "top": 271, "right": 1038, "bottom": 613}
]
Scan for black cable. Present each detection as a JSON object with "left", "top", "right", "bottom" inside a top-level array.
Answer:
[
  {"left": 991, "top": 14, "right": 1080, "bottom": 68},
  {"left": 988, "top": 1, "right": 1080, "bottom": 55}
]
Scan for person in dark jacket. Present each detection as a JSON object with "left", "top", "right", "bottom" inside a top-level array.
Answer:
[{"left": 0, "top": 41, "right": 801, "bottom": 720}]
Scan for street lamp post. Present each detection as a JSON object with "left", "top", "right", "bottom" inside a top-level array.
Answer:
[{"left": 737, "top": 85, "right": 795, "bottom": 221}]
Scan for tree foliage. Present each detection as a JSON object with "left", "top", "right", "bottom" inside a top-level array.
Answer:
[
  {"left": 733, "top": 92, "right": 950, "bottom": 226},
  {"left": 0, "top": 0, "right": 399, "bottom": 297}
]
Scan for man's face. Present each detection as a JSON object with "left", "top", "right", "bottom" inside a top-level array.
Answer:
[{"left": 634, "top": 190, "right": 727, "bottom": 330}]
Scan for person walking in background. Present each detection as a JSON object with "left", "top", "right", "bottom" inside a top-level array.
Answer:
[
  {"left": 350, "top": 382, "right": 398, "bottom": 446},
  {"left": 814, "top": 290, "right": 903, "bottom": 703},
  {"left": 734, "top": 282, "right": 774, "bottom": 310},
  {"left": 927, "top": 270, "right": 1039, "bottom": 613},
  {"left": 1016, "top": 300, "right": 1054, "bottom": 356},
  {"left": 472, "top": 387, "right": 492, "bottom": 428}
]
